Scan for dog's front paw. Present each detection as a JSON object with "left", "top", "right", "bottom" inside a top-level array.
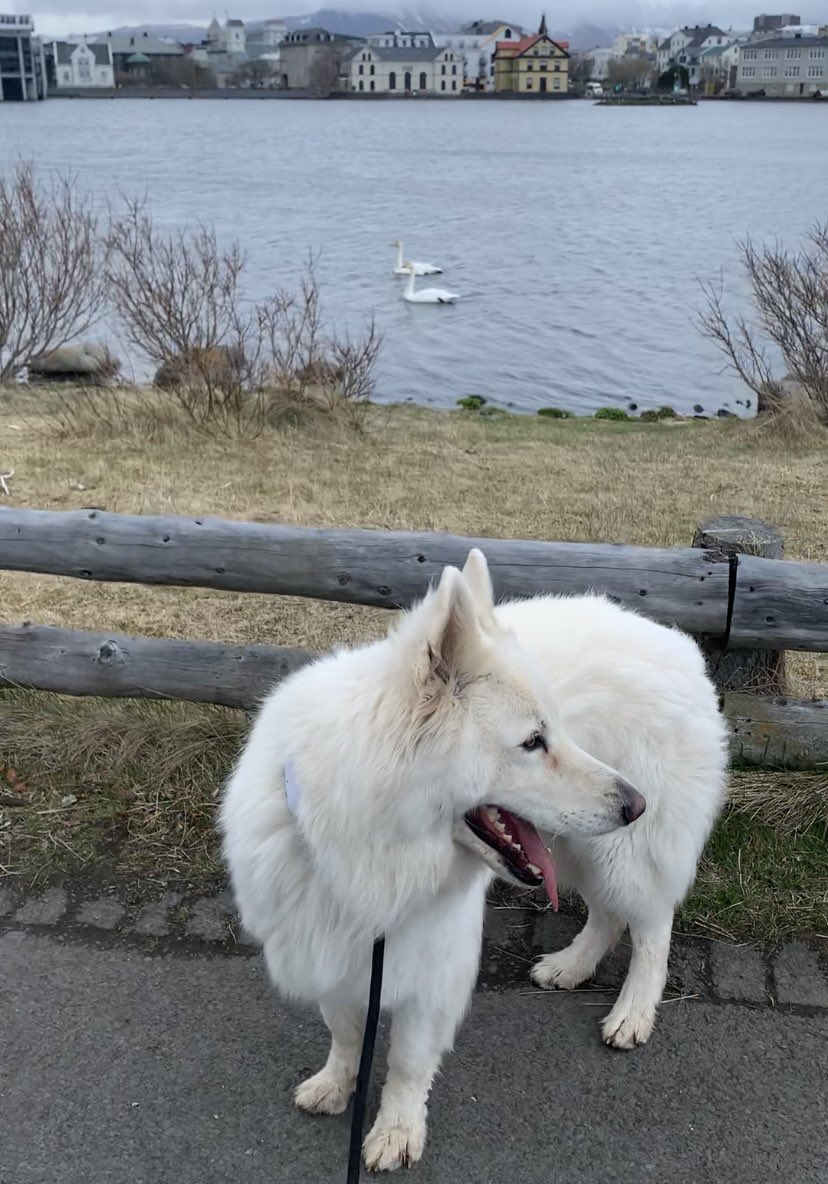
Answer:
[
  {"left": 531, "top": 950, "right": 590, "bottom": 992},
  {"left": 294, "top": 1069, "right": 354, "bottom": 1115},
  {"left": 601, "top": 1001, "right": 656, "bottom": 1050},
  {"left": 363, "top": 1118, "right": 426, "bottom": 1172}
]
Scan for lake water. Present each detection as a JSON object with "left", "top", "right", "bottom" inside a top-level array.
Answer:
[{"left": 3, "top": 98, "right": 827, "bottom": 415}]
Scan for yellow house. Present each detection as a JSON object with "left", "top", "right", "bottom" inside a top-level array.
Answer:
[{"left": 493, "top": 15, "right": 570, "bottom": 94}]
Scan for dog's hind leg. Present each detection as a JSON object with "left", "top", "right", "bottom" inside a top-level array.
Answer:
[
  {"left": 531, "top": 904, "right": 623, "bottom": 992},
  {"left": 600, "top": 911, "right": 673, "bottom": 1050},
  {"left": 363, "top": 999, "right": 460, "bottom": 1172},
  {"left": 294, "top": 1003, "right": 364, "bottom": 1116}
]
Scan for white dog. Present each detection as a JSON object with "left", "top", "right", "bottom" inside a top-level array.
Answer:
[{"left": 221, "top": 550, "right": 726, "bottom": 1171}]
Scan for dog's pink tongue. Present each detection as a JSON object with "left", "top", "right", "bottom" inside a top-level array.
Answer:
[{"left": 510, "top": 816, "right": 559, "bottom": 911}]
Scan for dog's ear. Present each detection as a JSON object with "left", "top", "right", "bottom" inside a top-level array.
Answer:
[
  {"left": 415, "top": 565, "right": 482, "bottom": 690},
  {"left": 462, "top": 548, "right": 495, "bottom": 622}
]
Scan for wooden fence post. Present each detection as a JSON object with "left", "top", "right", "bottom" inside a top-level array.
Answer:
[{"left": 692, "top": 515, "right": 786, "bottom": 693}]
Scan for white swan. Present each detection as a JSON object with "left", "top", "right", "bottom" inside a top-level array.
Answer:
[
  {"left": 403, "top": 268, "right": 460, "bottom": 304},
  {"left": 391, "top": 240, "right": 442, "bottom": 276}
]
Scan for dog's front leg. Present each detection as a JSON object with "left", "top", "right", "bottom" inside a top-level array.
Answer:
[
  {"left": 363, "top": 998, "right": 459, "bottom": 1172},
  {"left": 295, "top": 1003, "right": 365, "bottom": 1115}
]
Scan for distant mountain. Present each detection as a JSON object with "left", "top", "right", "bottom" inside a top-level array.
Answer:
[
  {"left": 283, "top": 9, "right": 459, "bottom": 35},
  {"left": 79, "top": 23, "right": 208, "bottom": 43}
]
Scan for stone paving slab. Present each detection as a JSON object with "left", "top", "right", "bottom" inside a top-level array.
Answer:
[{"left": 0, "top": 880, "right": 826, "bottom": 1012}]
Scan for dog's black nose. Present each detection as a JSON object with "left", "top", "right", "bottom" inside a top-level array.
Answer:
[{"left": 617, "top": 779, "right": 646, "bottom": 825}]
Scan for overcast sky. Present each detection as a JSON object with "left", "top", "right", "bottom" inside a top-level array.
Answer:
[{"left": 23, "top": 0, "right": 822, "bottom": 41}]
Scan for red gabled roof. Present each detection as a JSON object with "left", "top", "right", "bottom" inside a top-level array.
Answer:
[{"left": 495, "top": 32, "right": 569, "bottom": 56}]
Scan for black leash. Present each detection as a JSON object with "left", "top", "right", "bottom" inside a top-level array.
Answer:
[{"left": 347, "top": 936, "right": 386, "bottom": 1184}]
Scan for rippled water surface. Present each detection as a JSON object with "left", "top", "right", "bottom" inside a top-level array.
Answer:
[{"left": 3, "top": 98, "right": 827, "bottom": 413}]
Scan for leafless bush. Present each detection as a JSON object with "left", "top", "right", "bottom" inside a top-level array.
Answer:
[
  {"left": 0, "top": 162, "right": 107, "bottom": 383},
  {"left": 699, "top": 224, "right": 828, "bottom": 423},
  {"left": 104, "top": 202, "right": 379, "bottom": 436}
]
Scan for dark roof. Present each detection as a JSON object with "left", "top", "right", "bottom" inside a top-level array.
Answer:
[
  {"left": 54, "top": 40, "right": 110, "bottom": 65},
  {"left": 744, "top": 35, "right": 828, "bottom": 48},
  {"left": 226, "top": 19, "right": 244, "bottom": 27},
  {"left": 108, "top": 32, "right": 183, "bottom": 55},
  {"left": 284, "top": 27, "right": 356, "bottom": 44},
  {"left": 680, "top": 24, "right": 725, "bottom": 39},
  {"left": 460, "top": 20, "right": 517, "bottom": 35},
  {"left": 344, "top": 43, "right": 448, "bottom": 62}
]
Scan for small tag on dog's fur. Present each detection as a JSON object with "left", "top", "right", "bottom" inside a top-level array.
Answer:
[{"left": 284, "top": 759, "right": 302, "bottom": 817}]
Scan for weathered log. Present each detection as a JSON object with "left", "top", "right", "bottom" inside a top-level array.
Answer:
[
  {"left": 1, "top": 624, "right": 827, "bottom": 769},
  {"left": 692, "top": 515, "right": 786, "bottom": 690},
  {"left": 0, "top": 623, "right": 313, "bottom": 710},
  {"left": 1, "top": 507, "right": 827, "bottom": 650},
  {"left": 725, "top": 693, "right": 828, "bottom": 770}
]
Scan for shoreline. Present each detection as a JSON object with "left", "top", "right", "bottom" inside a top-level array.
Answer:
[{"left": 40, "top": 88, "right": 828, "bottom": 103}]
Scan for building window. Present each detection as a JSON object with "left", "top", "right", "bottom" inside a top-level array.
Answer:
[
  {"left": 785, "top": 47, "right": 801, "bottom": 59},
  {"left": 362, "top": 52, "right": 367, "bottom": 61},
  {"left": 810, "top": 48, "right": 826, "bottom": 59},
  {"left": 763, "top": 48, "right": 778, "bottom": 59},
  {"left": 742, "top": 48, "right": 757, "bottom": 59},
  {"left": 526, "top": 78, "right": 532, "bottom": 88},
  {"left": 441, "top": 79, "right": 446, "bottom": 90},
  {"left": 762, "top": 65, "right": 777, "bottom": 77},
  {"left": 553, "top": 76, "right": 560, "bottom": 89},
  {"left": 370, "top": 64, "right": 374, "bottom": 75},
  {"left": 441, "top": 63, "right": 446, "bottom": 74},
  {"left": 526, "top": 62, "right": 533, "bottom": 70},
  {"left": 539, "top": 62, "right": 547, "bottom": 71},
  {"left": 369, "top": 80, "right": 375, "bottom": 90},
  {"left": 418, "top": 71, "right": 426, "bottom": 89},
  {"left": 404, "top": 70, "right": 411, "bottom": 88},
  {"left": 451, "top": 79, "right": 456, "bottom": 90},
  {"left": 808, "top": 65, "right": 823, "bottom": 76},
  {"left": 784, "top": 65, "right": 800, "bottom": 77},
  {"left": 451, "top": 63, "right": 456, "bottom": 74},
  {"left": 358, "top": 64, "right": 363, "bottom": 75},
  {"left": 554, "top": 62, "right": 560, "bottom": 71},
  {"left": 389, "top": 70, "right": 396, "bottom": 89},
  {"left": 742, "top": 66, "right": 756, "bottom": 77},
  {"left": 358, "top": 79, "right": 363, "bottom": 90}
]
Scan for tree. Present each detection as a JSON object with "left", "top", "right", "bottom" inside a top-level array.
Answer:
[
  {"left": 699, "top": 224, "right": 828, "bottom": 422},
  {"left": 0, "top": 163, "right": 106, "bottom": 383},
  {"left": 231, "top": 59, "right": 278, "bottom": 89},
  {"left": 606, "top": 55, "right": 654, "bottom": 91}
]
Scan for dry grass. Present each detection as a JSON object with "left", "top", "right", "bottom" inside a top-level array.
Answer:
[
  {"left": 2, "top": 389, "right": 826, "bottom": 693},
  {"left": 1, "top": 391, "right": 827, "bottom": 937}
]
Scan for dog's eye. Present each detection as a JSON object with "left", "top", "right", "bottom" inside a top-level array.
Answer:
[{"left": 521, "top": 732, "right": 547, "bottom": 753}]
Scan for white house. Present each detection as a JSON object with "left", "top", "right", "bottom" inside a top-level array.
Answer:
[
  {"left": 433, "top": 20, "right": 524, "bottom": 90},
  {"left": 656, "top": 25, "right": 730, "bottom": 74},
  {"left": 50, "top": 40, "right": 114, "bottom": 88},
  {"left": 207, "top": 17, "right": 246, "bottom": 57},
  {"left": 367, "top": 30, "right": 434, "bottom": 49},
  {"left": 341, "top": 43, "right": 462, "bottom": 94}
]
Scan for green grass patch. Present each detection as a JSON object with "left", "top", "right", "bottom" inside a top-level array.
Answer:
[{"left": 683, "top": 807, "right": 828, "bottom": 943}]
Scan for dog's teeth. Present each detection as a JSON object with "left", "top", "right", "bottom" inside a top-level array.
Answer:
[
  {"left": 494, "top": 822, "right": 507, "bottom": 833},
  {"left": 527, "top": 863, "right": 541, "bottom": 876}
]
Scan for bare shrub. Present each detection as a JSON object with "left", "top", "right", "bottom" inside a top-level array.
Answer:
[
  {"left": 699, "top": 224, "right": 828, "bottom": 423},
  {"left": 0, "top": 163, "right": 107, "bottom": 383},
  {"left": 104, "top": 203, "right": 379, "bottom": 436}
]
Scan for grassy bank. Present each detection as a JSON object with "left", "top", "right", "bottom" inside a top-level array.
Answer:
[{"left": 1, "top": 392, "right": 826, "bottom": 940}]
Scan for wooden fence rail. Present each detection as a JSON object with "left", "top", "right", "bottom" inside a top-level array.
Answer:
[
  {"left": 1, "top": 623, "right": 825, "bottom": 769},
  {"left": 2, "top": 507, "right": 828, "bottom": 651}
]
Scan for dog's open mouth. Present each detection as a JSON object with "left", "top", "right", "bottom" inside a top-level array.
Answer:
[{"left": 464, "top": 806, "right": 559, "bottom": 910}]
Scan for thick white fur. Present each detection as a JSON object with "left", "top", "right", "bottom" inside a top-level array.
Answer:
[
  {"left": 221, "top": 552, "right": 727, "bottom": 1170},
  {"left": 499, "top": 595, "right": 729, "bottom": 1047}
]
